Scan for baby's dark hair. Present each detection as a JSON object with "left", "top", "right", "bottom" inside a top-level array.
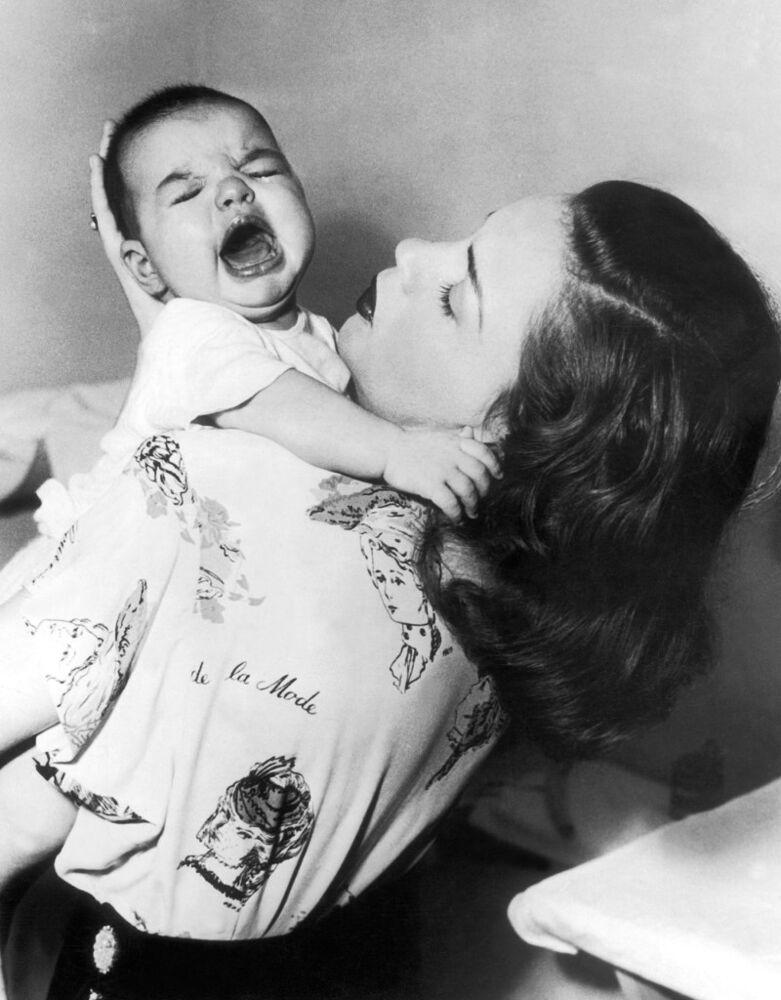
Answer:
[
  {"left": 103, "top": 84, "right": 271, "bottom": 240},
  {"left": 419, "top": 180, "right": 781, "bottom": 760}
]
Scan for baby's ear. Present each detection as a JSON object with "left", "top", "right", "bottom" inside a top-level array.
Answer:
[{"left": 120, "top": 239, "right": 168, "bottom": 298}]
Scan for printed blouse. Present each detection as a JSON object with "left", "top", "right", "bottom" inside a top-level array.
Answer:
[{"left": 11, "top": 428, "right": 506, "bottom": 940}]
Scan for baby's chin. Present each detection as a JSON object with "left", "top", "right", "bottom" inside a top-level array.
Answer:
[
  {"left": 220, "top": 275, "right": 300, "bottom": 327},
  {"left": 227, "top": 296, "right": 299, "bottom": 328}
]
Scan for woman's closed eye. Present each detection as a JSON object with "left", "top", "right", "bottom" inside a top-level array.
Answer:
[{"left": 439, "top": 283, "right": 455, "bottom": 319}]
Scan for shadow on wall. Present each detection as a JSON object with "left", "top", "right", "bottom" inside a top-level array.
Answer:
[{"left": 299, "top": 210, "right": 397, "bottom": 328}]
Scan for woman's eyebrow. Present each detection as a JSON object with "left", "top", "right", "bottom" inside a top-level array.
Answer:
[{"left": 468, "top": 243, "right": 484, "bottom": 330}]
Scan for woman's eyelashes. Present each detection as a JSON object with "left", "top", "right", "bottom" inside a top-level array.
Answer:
[{"left": 438, "top": 283, "right": 455, "bottom": 319}]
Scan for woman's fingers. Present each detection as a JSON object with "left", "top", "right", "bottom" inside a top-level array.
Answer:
[
  {"left": 89, "top": 120, "right": 165, "bottom": 337},
  {"left": 89, "top": 152, "right": 123, "bottom": 270},
  {"left": 99, "top": 119, "right": 116, "bottom": 158},
  {"left": 90, "top": 121, "right": 119, "bottom": 242}
]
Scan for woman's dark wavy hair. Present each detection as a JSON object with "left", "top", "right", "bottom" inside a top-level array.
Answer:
[{"left": 419, "top": 180, "right": 781, "bottom": 760}]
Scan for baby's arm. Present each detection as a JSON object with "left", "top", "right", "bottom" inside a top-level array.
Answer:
[
  {"left": 0, "top": 590, "right": 59, "bottom": 758},
  {"left": 215, "top": 370, "right": 501, "bottom": 521},
  {"left": 118, "top": 300, "right": 498, "bottom": 520},
  {"left": 0, "top": 747, "right": 76, "bottom": 999}
]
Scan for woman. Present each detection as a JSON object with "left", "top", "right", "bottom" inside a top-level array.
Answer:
[{"left": 0, "top": 180, "right": 778, "bottom": 999}]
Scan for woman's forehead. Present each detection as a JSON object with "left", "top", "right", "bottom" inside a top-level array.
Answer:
[
  {"left": 475, "top": 195, "right": 567, "bottom": 249},
  {"left": 471, "top": 195, "right": 567, "bottom": 334}
]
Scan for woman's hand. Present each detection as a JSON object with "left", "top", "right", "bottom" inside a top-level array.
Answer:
[{"left": 89, "top": 121, "right": 164, "bottom": 339}]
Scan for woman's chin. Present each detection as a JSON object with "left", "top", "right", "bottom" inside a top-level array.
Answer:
[
  {"left": 336, "top": 312, "right": 369, "bottom": 357},
  {"left": 338, "top": 311, "right": 366, "bottom": 332}
]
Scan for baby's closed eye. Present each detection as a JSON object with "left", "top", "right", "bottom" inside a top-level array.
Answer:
[{"left": 171, "top": 185, "right": 203, "bottom": 206}]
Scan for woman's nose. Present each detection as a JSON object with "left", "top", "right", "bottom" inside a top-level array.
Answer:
[
  {"left": 215, "top": 174, "right": 255, "bottom": 211},
  {"left": 394, "top": 238, "right": 430, "bottom": 288}
]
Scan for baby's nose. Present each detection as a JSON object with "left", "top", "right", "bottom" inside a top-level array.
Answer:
[{"left": 216, "top": 174, "right": 255, "bottom": 210}]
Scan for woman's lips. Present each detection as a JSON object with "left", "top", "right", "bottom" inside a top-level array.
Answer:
[{"left": 356, "top": 275, "right": 377, "bottom": 322}]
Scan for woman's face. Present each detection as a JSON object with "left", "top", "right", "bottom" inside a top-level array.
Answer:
[{"left": 338, "top": 196, "right": 566, "bottom": 428}]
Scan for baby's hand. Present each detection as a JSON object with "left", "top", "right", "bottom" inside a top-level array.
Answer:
[{"left": 383, "top": 426, "right": 502, "bottom": 521}]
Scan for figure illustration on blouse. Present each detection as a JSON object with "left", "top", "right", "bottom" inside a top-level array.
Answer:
[
  {"left": 34, "top": 750, "right": 144, "bottom": 823},
  {"left": 25, "top": 578, "right": 148, "bottom": 756},
  {"left": 308, "top": 482, "right": 442, "bottom": 692},
  {"left": 425, "top": 675, "right": 507, "bottom": 789},
  {"left": 179, "top": 755, "right": 314, "bottom": 909}
]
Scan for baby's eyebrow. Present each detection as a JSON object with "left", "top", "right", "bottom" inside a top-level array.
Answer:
[{"left": 156, "top": 169, "right": 194, "bottom": 194}]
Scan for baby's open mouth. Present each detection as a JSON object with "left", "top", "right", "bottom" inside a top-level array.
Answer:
[{"left": 219, "top": 217, "right": 282, "bottom": 278}]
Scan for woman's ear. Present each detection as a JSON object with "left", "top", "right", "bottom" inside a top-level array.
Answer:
[
  {"left": 120, "top": 239, "right": 168, "bottom": 298},
  {"left": 475, "top": 412, "right": 508, "bottom": 444}
]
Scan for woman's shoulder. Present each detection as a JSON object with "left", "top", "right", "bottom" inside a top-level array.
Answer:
[{"left": 170, "top": 427, "right": 383, "bottom": 529}]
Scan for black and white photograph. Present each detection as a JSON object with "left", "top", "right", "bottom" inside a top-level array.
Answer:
[{"left": 1, "top": 3, "right": 780, "bottom": 998}]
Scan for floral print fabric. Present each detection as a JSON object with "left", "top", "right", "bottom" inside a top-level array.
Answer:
[{"left": 7, "top": 429, "right": 504, "bottom": 940}]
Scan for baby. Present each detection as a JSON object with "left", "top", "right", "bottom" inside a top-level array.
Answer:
[{"left": 50, "top": 83, "right": 499, "bottom": 534}]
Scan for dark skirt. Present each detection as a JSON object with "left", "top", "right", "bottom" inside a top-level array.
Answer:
[{"left": 46, "top": 876, "right": 422, "bottom": 1000}]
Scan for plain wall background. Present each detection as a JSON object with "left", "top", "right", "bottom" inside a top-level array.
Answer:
[{"left": 3, "top": 0, "right": 781, "bottom": 394}]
